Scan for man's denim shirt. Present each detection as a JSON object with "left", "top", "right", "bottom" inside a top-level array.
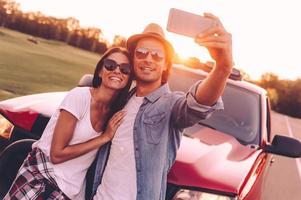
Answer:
[{"left": 91, "top": 81, "right": 224, "bottom": 200}]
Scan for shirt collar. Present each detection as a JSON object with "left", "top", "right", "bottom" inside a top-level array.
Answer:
[{"left": 128, "top": 83, "right": 170, "bottom": 103}]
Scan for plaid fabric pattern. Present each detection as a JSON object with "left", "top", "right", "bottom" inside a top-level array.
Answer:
[{"left": 4, "top": 148, "right": 70, "bottom": 200}]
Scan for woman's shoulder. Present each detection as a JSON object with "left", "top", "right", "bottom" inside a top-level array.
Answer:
[
  {"left": 69, "top": 86, "right": 90, "bottom": 94},
  {"left": 63, "top": 87, "right": 91, "bottom": 104},
  {"left": 59, "top": 87, "right": 91, "bottom": 119}
]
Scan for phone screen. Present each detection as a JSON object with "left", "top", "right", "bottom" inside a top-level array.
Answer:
[{"left": 167, "top": 8, "right": 214, "bottom": 38}]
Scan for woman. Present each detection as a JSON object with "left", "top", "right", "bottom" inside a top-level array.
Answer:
[{"left": 4, "top": 47, "right": 133, "bottom": 200}]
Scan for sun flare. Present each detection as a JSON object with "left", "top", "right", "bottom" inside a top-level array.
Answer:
[{"left": 167, "top": 33, "right": 213, "bottom": 62}]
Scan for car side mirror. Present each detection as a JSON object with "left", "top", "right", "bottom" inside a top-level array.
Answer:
[{"left": 264, "top": 135, "right": 301, "bottom": 158}]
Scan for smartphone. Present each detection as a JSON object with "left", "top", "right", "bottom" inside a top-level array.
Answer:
[{"left": 167, "top": 8, "right": 215, "bottom": 38}]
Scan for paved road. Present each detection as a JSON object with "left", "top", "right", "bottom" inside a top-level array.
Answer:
[{"left": 263, "top": 111, "right": 301, "bottom": 200}]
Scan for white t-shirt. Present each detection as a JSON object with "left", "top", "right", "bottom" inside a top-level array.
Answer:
[
  {"left": 33, "top": 87, "right": 102, "bottom": 199},
  {"left": 94, "top": 94, "right": 144, "bottom": 200}
]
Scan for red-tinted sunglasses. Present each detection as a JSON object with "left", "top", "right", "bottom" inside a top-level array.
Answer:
[
  {"left": 103, "top": 59, "right": 131, "bottom": 75},
  {"left": 135, "top": 47, "right": 164, "bottom": 62}
]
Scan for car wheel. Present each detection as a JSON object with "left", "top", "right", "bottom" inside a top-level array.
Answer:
[{"left": 0, "top": 139, "right": 36, "bottom": 198}]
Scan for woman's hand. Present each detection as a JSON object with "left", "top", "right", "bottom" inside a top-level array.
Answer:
[{"left": 102, "top": 110, "right": 126, "bottom": 141}]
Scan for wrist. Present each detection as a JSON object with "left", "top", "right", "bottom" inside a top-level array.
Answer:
[
  {"left": 212, "top": 66, "right": 232, "bottom": 78},
  {"left": 211, "top": 59, "right": 232, "bottom": 74},
  {"left": 101, "top": 133, "right": 111, "bottom": 143}
]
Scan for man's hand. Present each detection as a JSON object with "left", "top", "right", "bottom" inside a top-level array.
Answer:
[{"left": 195, "top": 13, "right": 233, "bottom": 75}]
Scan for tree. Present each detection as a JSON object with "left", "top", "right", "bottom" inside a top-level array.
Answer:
[
  {"left": 266, "top": 88, "right": 279, "bottom": 108},
  {"left": 0, "top": 0, "right": 108, "bottom": 54},
  {"left": 0, "top": 0, "right": 20, "bottom": 27},
  {"left": 112, "top": 35, "right": 126, "bottom": 47}
]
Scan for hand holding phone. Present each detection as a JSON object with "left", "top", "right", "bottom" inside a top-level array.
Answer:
[
  {"left": 167, "top": 8, "right": 215, "bottom": 38},
  {"left": 167, "top": 9, "right": 234, "bottom": 76}
]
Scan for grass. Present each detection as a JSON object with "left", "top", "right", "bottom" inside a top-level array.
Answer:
[{"left": 0, "top": 27, "right": 101, "bottom": 100}]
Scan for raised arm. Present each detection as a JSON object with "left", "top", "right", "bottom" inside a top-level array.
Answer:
[{"left": 194, "top": 13, "right": 233, "bottom": 106}]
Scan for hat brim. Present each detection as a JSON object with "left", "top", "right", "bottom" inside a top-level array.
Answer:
[{"left": 127, "top": 33, "right": 174, "bottom": 61}]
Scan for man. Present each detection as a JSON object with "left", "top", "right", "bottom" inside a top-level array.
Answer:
[{"left": 91, "top": 13, "right": 233, "bottom": 200}]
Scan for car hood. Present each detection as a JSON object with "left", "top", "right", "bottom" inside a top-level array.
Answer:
[
  {"left": 168, "top": 127, "right": 261, "bottom": 194},
  {"left": 0, "top": 92, "right": 67, "bottom": 117}
]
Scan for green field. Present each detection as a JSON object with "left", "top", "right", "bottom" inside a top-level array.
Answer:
[{"left": 0, "top": 27, "right": 101, "bottom": 100}]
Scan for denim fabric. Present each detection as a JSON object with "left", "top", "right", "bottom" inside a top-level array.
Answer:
[{"left": 91, "top": 81, "right": 223, "bottom": 200}]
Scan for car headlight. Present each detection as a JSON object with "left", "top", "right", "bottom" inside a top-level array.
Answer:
[
  {"left": 0, "top": 114, "right": 14, "bottom": 139},
  {"left": 172, "top": 189, "right": 236, "bottom": 200}
]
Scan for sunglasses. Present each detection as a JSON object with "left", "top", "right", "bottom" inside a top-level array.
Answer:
[
  {"left": 103, "top": 58, "right": 131, "bottom": 75},
  {"left": 135, "top": 47, "right": 164, "bottom": 62}
]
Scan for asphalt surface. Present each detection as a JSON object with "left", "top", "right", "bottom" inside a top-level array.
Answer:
[{"left": 263, "top": 111, "right": 301, "bottom": 200}]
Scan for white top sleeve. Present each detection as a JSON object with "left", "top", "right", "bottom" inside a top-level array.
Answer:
[{"left": 59, "top": 87, "right": 88, "bottom": 120}]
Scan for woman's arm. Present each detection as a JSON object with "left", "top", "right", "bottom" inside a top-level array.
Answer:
[{"left": 50, "top": 110, "right": 125, "bottom": 164}]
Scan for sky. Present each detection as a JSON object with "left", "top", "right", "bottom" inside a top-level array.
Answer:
[{"left": 14, "top": 0, "right": 301, "bottom": 80}]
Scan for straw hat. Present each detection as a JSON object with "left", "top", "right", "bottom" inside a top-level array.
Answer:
[{"left": 127, "top": 23, "right": 174, "bottom": 61}]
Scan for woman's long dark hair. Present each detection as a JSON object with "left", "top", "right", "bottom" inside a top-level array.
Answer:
[{"left": 92, "top": 47, "right": 134, "bottom": 129}]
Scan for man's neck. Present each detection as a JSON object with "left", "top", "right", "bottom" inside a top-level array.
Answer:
[{"left": 135, "top": 81, "right": 162, "bottom": 97}]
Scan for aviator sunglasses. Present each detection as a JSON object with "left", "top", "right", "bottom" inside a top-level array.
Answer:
[
  {"left": 103, "top": 58, "right": 131, "bottom": 75},
  {"left": 135, "top": 47, "right": 164, "bottom": 62}
]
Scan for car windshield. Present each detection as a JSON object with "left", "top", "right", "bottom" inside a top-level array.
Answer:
[{"left": 169, "top": 66, "right": 261, "bottom": 145}]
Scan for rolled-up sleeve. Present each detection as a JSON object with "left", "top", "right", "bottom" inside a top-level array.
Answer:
[
  {"left": 187, "top": 80, "right": 224, "bottom": 116},
  {"left": 171, "top": 81, "right": 224, "bottom": 128}
]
